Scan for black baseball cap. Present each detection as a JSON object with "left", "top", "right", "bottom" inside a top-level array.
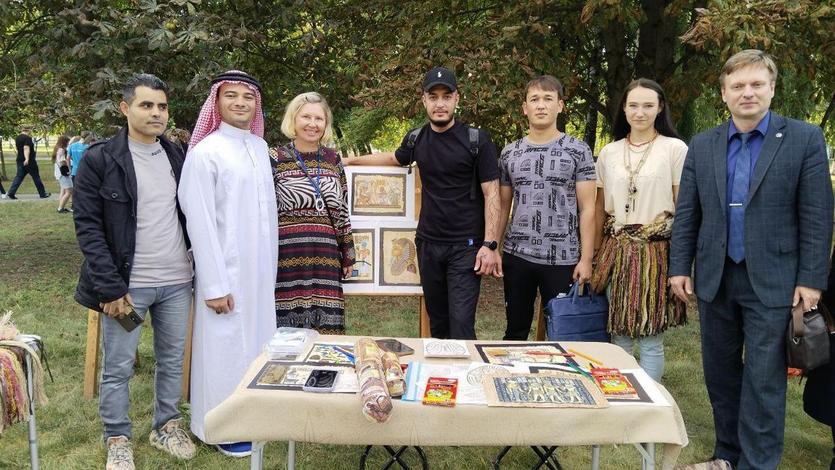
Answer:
[{"left": 422, "top": 67, "right": 457, "bottom": 92}]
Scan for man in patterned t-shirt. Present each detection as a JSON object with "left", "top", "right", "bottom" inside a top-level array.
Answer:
[{"left": 498, "top": 75, "right": 597, "bottom": 340}]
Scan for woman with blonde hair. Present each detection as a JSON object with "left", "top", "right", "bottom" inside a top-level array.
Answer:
[{"left": 271, "top": 92, "right": 355, "bottom": 333}]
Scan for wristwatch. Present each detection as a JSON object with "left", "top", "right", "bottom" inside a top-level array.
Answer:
[{"left": 482, "top": 240, "right": 498, "bottom": 251}]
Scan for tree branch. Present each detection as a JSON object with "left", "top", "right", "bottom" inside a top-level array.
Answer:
[{"left": 821, "top": 91, "right": 835, "bottom": 131}]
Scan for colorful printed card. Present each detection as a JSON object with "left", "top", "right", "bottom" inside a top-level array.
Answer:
[
  {"left": 422, "top": 377, "right": 458, "bottom": 407},
  {"left": 591, "top": 368, "right": 639, "bottom": 399}
]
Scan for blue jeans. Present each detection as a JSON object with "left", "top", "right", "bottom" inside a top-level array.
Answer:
[
  {"left": 100, "top": 281, "right": 192, "bottom": 440},
  {"left": 612, "top": 333, "right": 665, "bottom": 382}
]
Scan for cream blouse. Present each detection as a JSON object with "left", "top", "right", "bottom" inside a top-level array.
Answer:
[{"left": 596, "top": 135, "right": 687, "bottom": 226}]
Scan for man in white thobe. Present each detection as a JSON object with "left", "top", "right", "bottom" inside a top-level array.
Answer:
[{"left": 178, "top": 70, "right": 277, "bottom": 457}]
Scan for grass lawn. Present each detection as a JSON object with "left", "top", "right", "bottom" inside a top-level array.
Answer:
[{"left": 0, "top": 200, "right": 831, "bottom": 469}]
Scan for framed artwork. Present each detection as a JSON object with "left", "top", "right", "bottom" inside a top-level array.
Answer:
[
  {"left": 475, "top": 342, "right": 579, "bottom": 368},
  {"left": 345, "top": 228, "right": 375, "bottom": 283},
  {"left": 247, "top": 361, "right": 352, "bottom": 390},
  {"left": 345, "top": 166, "right": 416, "bottom": 222},
  {"left": 351, "top": 172, "right": 407, "bottom": 216},
  {"left": 303, "top": 343, "right": 355, "bottom": 365},
  {"left": 379, "top": 228, "right": 421, "bottom": 286},
  {"left": 483, "top": 372, "right": 608, "bottom": 408}
]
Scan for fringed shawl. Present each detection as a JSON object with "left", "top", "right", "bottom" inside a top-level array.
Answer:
[
  {"left": 0, "top": 312, "right": 48, "bottom": 435},
  {"left": 590, "top": 212, "right": 687, "bottom": 337}
]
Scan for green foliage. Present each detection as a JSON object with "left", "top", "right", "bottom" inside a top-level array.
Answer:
[
  {"left": 1, "top": 1, "right": 833, "bottom": 148},
  {"left": 335, "top": 107, "right": 422, "bottom": 154}
]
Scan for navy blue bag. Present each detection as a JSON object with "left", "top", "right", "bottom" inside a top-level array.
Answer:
[{"left": 545, "top": 283, "right": 610, "bottom": 342}]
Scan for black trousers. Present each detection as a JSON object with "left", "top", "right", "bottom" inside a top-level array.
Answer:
[
  {"left": 0, "top": 178, "right": 5, "bottom": 194},
  {"left": 7, "top": 162, "right": 47, "bottom": 197},
  {"left": 416, "top": 239, "right": 481, "bottom": 339},
  {"left": 698, "top": 259, "right": 791, "bottom": 470},
  {"left": 502, "top": 253, "right": 575, "bottom": 341}
]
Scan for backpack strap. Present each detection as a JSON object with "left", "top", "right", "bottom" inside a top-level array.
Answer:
[
  {"left": 468, "top": 126, "right": 480, "bottom": 200},
  {"left": 468, "top": 127, "right": 479, "bottom": 156},
  {"left": 405, "top": 126, "right": 423, "bottom": 174}
]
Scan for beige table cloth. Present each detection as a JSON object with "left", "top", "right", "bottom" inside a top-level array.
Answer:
[{"left": 205, "top": 336, "right": 688, "bottom": 469}]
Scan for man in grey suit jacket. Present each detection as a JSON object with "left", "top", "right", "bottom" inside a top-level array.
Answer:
[{"left": 670, "top": 49, "right": 833, "bottom": 469}]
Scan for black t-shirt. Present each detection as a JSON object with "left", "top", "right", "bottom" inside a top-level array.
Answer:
[
  {"left": 394, "top": 121, "right": 499, "bottom": 244},
  {"left": 15, "top": 134, "right": 36, "bottom": 164}
]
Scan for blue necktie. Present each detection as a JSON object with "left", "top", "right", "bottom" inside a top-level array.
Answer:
[{"left": 728, "top": 132, "right": 751, "bottom": 263}]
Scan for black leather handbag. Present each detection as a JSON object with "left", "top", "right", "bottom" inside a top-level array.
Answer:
[{"left": 786, "top": 303, "right": 831, "bottom": 371}]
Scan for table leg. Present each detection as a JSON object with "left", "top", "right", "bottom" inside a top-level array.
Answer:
[
  {"left": 530, "top": 446, "right": 562, "bottom": 470},
  {"left": 250, "top": 441, "right": 265, "bottom": 470},
  {"left": 288, "top": 440, "right": 296, "bottom": 470},
  {"left": 634, "top": 443, "right": 655, "bottom": 470},
  {"left": 382, "top": 446, "right": 410, "bottom": 470},
  {"left": 25, "top": 353, "right": 39, "bottom": 470},
  {"left": 493, "top": 446, "right": 512, "bottom": 469},
  {"left": 591, "top": 445, "right": 600, "bottom": 470},
  {"left": 359, "top": 445, "right": 428, "bottom": 470}
]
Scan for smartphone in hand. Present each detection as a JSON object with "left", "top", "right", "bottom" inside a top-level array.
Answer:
[{"left": 114, "top": 309, "right": 144, "bottom": 332}]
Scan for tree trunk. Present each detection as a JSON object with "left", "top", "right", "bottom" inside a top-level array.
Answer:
[
  {"left": 601, "top": 20, "right": 633, "bottom": 131},
  {"left": 820, "top": 91, "right": 835, "bottom": 132},
  {"left": 0, "top": 138, "right": 5, "bottom": 180},
  {"left": 584, "top": 103, "right": 599, "bottom": 153},
  {"left": 584, "top": 46, "right": 602, "bottom": 151},
  {"left": 636, "top": 0, "right": 677, "bottom": 82}
]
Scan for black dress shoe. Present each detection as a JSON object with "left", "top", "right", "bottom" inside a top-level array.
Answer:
[
  {"left": 39, "top": 192, "right": 51, "bottom": 199},
  {"left": 6, "top": 194, "right": 17, "bottom": 200}
]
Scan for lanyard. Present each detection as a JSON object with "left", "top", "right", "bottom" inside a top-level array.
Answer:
[{"left": 290, "top": 143, "right": 326, "bottom": 211}]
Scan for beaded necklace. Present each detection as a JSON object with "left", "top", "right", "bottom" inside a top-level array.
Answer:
[{"left": 622, "top": 132, "right": 657, "bottom": 214}]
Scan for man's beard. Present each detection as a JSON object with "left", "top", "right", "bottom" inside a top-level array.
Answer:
[{"left": 429, "top": 116, "right": 453, "bottom": 127}]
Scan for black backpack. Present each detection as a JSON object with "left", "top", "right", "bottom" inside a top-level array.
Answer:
[{"left": 404, "top": 124, "right": 481, "bottom": 200}]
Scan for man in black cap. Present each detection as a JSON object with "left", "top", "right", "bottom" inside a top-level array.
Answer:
[{"left": 344, "top": 66, "right": 501, "bottom": 340}]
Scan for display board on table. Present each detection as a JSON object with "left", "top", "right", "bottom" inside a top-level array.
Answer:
[{"left": 343, "top": 166, "right": 422, "bottom": 295}]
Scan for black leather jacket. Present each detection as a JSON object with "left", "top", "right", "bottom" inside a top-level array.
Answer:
[{"left": 73, "top": 126, "right": 189, "bottom": 310}]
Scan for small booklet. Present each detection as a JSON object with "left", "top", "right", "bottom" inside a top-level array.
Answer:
[
  {"left": 422, "top": 377, "right": 458, "bottom": 407},
  {"left": 591, "top": 367, "right": 639, "bottom": 399}
]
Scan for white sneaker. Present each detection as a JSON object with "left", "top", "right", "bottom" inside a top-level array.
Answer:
[
  {"left": 149, "top": 417, "right": 196, "bottom": 460},
  {"left": 105, "top": 435, "right": 134, "bottom": 470}
]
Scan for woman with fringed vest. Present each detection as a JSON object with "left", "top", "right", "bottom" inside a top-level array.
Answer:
[{"left": 591, "top": 78, "right": 688, "bottom": 382}]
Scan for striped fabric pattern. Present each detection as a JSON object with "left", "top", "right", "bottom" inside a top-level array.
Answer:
[{"left": 271, "top": 146, "right": 355, "bottom": 334}]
